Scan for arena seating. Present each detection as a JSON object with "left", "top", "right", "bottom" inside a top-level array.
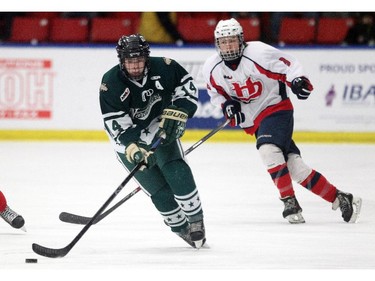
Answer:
[
  {"left": 278, "top": 17, "right": 317, "bottom": 45},
  {"left": 177, "top": 15, "right": 219, "bottom": 43},
  {"left": 90, "top": 17, "right": 136, "bottom": 43},
  {"left": 9, "top": 16, "right": 50, "bottom": 43},
  {"left": 26, "top": 12, "right": 61, "bottom": 19},
  {"left": 49, "top": 17, "right": 89, "bottom": 43},
  {"left": 316, "top": 17, "right": 354, "bottom": 44},
  {"left": 5, "top": 12, "right": 358, "bottom": 45},
  {"left": 238, "top": 17, "right": 261, "bottom": 41}
]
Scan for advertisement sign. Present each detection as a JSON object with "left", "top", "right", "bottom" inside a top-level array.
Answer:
[
  {"left": 0, "top": 46, "right": 374, "bottom": 134},
  {"left": 0, "top": 58, "right": 54, "bottom": 119},
  {"left": 289, "top": 48, "right": 375, "bottom": 132}
]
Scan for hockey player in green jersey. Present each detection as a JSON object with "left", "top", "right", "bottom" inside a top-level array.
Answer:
[{"left": 99, "top": 34, "right": 205, "bottom": 248}]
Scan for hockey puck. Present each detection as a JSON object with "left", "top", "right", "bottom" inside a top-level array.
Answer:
[{"left": 25, "top": 258, "right": 38, "bottom": 263}]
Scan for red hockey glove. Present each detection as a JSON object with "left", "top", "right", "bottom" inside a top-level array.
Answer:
[
  {"left": 291, "top": 76, "right": 313, "bottom": 100},
  {"left": 222, "top": 100, "right": 245, "bottom": 127}
]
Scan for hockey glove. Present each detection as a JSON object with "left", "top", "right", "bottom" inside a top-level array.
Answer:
[
  {"left": 125, "top": 143, "right": 156, "bottom": 170},
  {"left": 222, "top": 100, "right": 245, "bottom": 127},
  {"left": 158, "top": 105, "right": 188, "bottom": 145},
  {"left": 291, "top": 76, "right": 313, "bottom": 100}
]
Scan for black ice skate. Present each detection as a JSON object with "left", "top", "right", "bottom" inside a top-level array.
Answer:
[
  {"left": 0, "top": 205, "right": 26, "bottom": 231},
  {"left": 189, "top": 220, "right": 206, "bottom": 249},
  {"left": 176, "top": 221, "right": 206, "bottom": 249},
  {"left": 280, "top": 195, "right": 305, "bottom": 224},
  {"left": 176, "top": 226, "right": 196, "bottom": 248},
  {"left": 332, "top": 190, "right": 362, "bottom": 223}
]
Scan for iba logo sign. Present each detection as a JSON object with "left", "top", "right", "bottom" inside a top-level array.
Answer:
[{"left": 0, "top": 58, "right": 54, "bottom": 119}]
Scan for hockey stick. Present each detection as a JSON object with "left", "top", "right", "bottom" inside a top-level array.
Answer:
[
  {"left": 32, "top": 137, "right": 164, "bottom": 258},
  {"left": 59, "top": 119, "right": 230, "bottom": 225},
  {"left": 59, "top": 186, "right": 141, "bottom": 225}
]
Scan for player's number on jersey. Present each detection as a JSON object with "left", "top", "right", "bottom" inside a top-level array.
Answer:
[{"left": 181, "top": 81, "right": 197, "bottom": 96}]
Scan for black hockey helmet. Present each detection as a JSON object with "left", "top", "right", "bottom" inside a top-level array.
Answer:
[{"left": 116, "top": 34, "right": 150, "bottom": 79}]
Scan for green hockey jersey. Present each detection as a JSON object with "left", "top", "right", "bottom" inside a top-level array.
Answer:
[{"left": 99, "top": 56, "right": 198, "bottom": 152}]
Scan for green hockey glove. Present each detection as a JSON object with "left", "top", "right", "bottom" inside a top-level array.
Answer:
[{"left": 158, "top": 105, "right": 188, "bottom": 145}]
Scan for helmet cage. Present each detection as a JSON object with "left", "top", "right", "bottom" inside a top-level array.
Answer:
[
  {"left": 214, "top": 18, "right": 245, "bottom": 61},
  {"left": 116, "top": 34, "right": 150, "bottom": 80}
]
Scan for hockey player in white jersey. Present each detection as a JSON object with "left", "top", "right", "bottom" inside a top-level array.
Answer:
[{"left": 202, "top": 18, "right": 362, "bottom": 224}]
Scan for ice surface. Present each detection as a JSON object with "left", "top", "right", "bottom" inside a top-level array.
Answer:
[{"left": 0, "top": 141, "right": 374, "bottom": 280}]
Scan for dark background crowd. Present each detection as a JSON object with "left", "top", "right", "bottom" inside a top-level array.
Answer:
[{"left": 0, "top": 12, "right": 374, "bottom": 46}]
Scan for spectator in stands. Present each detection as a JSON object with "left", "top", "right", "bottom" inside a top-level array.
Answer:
[
  {"left": 343, "top": 13, "right": 375, "bottom": 46},
  {"left": 138, "top": 12, "right": 184, "bottom": 46}
]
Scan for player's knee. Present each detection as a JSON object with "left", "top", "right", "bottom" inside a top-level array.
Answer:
[
  {"left": 287, "top": 153, "right": 312, "bottom": 183},
  {"left": 258, "top": 143, "right": 286, "bottom": 169}
]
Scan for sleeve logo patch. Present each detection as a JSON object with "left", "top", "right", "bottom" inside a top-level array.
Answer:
[
  {"left": 100, "top": 83, "right": 108, "bottom": 92},
  {"left": 163, "top": 58, "right": 172, "bottom": 65},
  {"left": 120, "top": 88, "right": 130, "bottom": 102}
]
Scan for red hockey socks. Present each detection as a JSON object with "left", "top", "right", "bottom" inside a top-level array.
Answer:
[
  {"left": 0, "top": 191, "right": 7, "bottom": 212},
  {"left": 300, "top": 170, "right": 337, "bottom": 202},
  {"left": 268, "top": 163, "right": 294, "bottom": 198}
]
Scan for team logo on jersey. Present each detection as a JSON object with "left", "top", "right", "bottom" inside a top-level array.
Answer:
[
  {"left": 163, "top": 58, "right": 172, "bottom": 65},
  {"left": 224, "top": 75, "right": 233, "bottom": 79},
  {"left": 100, "top": 83, "right": 108, "bottom": 92},
  {"left": 141, "top": 89, "right": 154, "bottom": 102},
  {"left": 132, "top": 94, "right": 162, "bottom": 120},
  {"left": 231, "top": 77, "right": 263, "bottom": 103},
  {"left": 120, "top": 88, "right": 130, "bottom": 102}
]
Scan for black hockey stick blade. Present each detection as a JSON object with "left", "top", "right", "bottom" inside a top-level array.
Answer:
[
  {"left": 59, "top": 186, "right": 142, "bottom": 225},
  {"left": 32, "top": 243, "right": 72, "bottom": 258},
  {"left": 59, "top": 212, "right": 92, "bottom": 225},
  {"left": 58, "top": 120, "right": 229, "bottom": 225}
]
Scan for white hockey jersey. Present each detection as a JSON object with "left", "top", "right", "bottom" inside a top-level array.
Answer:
[{"left": 202, "top": 41, "right": 308, "bottom": 135}]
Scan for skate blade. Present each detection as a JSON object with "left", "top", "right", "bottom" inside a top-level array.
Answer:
[
  {"left": 286, "top": 213, "right": 305, "bottom": 224},
  {"left": 349, "top": 197, "right": 362, "bottom": 223},
  {"left": 193, "top": 238, "right": 206, "bottom": 249}
]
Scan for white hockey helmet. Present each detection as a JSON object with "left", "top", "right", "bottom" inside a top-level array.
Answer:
[{"left": 214, "top": 18, "right": 245, "bottom": 61}]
